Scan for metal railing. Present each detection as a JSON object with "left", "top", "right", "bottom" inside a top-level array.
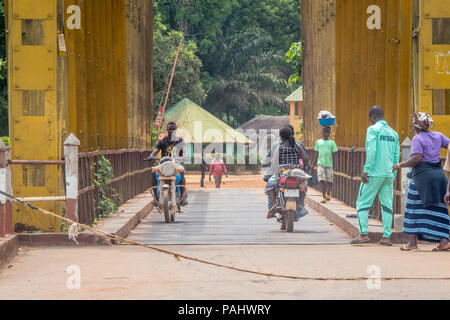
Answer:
[
  {"left": 0, "top": 135, "right": 81, "bottom": 235},
  {"left": 306, "top": 147, "right": 403, "bottom": 220},
  {"left": 77, "top": 149, "right": 152, "bottom": 225}
]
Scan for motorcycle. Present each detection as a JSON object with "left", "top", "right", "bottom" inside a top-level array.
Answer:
[
  {"left": 146, "top": 156, "right": 185, "bottom": 223},
  {"left": 274, "top": 168, "right": 311, "bottom": 232}
]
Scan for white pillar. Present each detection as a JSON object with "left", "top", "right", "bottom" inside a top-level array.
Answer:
[
  {"left": 64, "top": 134, "right": 81, "bottom": 222},
  {"left": 394, "top": 137, "right": 412, "bottom": 232}
]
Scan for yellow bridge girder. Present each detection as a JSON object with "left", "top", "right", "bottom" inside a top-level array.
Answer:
[{"left": 6, "top": 0, "right": 153, "bottom": 231}]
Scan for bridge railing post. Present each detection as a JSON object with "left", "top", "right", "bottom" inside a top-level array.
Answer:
[
  {"left": 394, "top": 137, "right": 412, "bottom": 232},
  {"left": 64, "top": 134, "right": 81, "bottom": 223},
  {"left": 0, "top": 139, "right": 13, "bottom": 237}
]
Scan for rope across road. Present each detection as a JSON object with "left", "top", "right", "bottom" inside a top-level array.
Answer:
[{"left": 1, "top": 190, "right": 450, "bottom": 282}]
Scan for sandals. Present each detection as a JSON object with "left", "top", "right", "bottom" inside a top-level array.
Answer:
[
  {"left": 378, "top": 240, "right": 393, "bottom": 247},
  {"left": 350, "top": 237, "right": 371, "bottom": 244},
  {"left": 400, "top": 245, "right": 418, "bottom": 251},
  {"left": 432, "top": 246, "right": 450, "bottom": 252}
]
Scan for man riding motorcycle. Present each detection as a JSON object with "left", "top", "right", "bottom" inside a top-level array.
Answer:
[
  {"left": 144, "top": 122, "right": 187, "bottom": 207},
  {"left": 264, "top": 126, "right": 310, "bottom": 220}
]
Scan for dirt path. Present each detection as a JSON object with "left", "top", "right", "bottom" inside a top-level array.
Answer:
[
  {"left": 186, "top": 173, "right": 266, "bottom": 190},
  {"left": 0, "top": 244, "right": 449, "bottom": 299}
]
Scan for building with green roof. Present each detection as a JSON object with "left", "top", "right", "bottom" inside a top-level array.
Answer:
[
  {"left": 162, "top": 98, "right": 252, "bottom": 162},
  {"left": 285, "top": 86, "right": 303, "bottom": 140}
]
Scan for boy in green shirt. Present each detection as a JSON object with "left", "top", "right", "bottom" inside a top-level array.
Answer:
[{"left": 313, "top": 126, "right": 338, "bottom": 203}]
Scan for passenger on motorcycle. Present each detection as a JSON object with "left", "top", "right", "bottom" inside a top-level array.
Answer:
[
  {"left": 265, "top": 127, "right": 310, "bottom": 219},
  {"left": 144, "top": 122, "right": 187, "bottom": 207},
  {"left": 262, "top": 126, "right": 310, "bottom": 211}
]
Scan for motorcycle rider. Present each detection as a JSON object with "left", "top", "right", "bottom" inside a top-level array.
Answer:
[
  {"left": 145, "top": 122, "right": 187, "bottom": 207},
  {"left": 262, "top": 126, "right": 310, "bottom": 208},
  {"left": 265, "top": 127, "right": 310, "bottom": 219}
]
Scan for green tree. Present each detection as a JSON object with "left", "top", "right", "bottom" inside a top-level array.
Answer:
[
  {"left": 285, "top": 42, "right": 302, "bottom": 86},
  {"left": 0, "top": 0, "right": 8, "bottom": 136},
  {"left": 155, "top": 0, "right": 300, "bottom": 59},
  {"left": 155, "top": 0, "right": 240, "bottom": 57},
  {"left": 203, "top": 27, "right": 290, "bottom": 127},
  {"left": 237, "top": 0, "right": 301, "bottom": 52},
  {"left": 153, "top": 15, "right": 206, "bottom": 110},
  {"left": 154, "top": 0, "right": 300, "bottom": 127}
]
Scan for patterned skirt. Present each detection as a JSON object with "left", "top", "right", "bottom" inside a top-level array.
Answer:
[{"left": 404, "top": 179, "right": 450, "bottom": 242}]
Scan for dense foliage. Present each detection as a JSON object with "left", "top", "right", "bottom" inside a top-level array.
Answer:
[
  {"left": 285, "top": 42, "right": 302, "bottom": 86},
  {"left": 92, "top": 155, "right": 121, "bottom": 219},
  {"left": 0, "top": 0, "right": 302, "bottom": 132},
  {"left": 0, "top": 0, "right": 8, "bottom": 136},
  {"left": 202, "top": 27, "right": 290, "bottom": 127},
  {"left": 155, "top": 0, "right": 301, "bottom": 127},
  {"left": 153, "top": 15, "right": 206, "bottom": 110}
]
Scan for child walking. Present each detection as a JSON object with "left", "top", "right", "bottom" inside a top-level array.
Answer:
[
  {"left": 209, "top": 153, "right": 228, "bottom": 188},
  {"left": 313, "top": 126, "right": 338, "bottom": 203}
]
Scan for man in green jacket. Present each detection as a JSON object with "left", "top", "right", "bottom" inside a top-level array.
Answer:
[{"left": 351, "top": 106, "right": 400, "bottom": 246}]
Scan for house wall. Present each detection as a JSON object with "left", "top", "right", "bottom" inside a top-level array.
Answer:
[{"left": 289, "top": 101, "right": 303, "bottom": 141}]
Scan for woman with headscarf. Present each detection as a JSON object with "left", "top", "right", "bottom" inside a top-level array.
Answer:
[{"left": 393, "top": 113, "right": 450, "bottom": 251}]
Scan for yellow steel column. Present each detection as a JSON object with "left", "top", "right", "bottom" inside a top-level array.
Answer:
[
  {"left": 8, "top": 0, "right": 64, "bottom": 231},
  {"left": 420, "top": 0, "right": 450, "bottom": 139}
]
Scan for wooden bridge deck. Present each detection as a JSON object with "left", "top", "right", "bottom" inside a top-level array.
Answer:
[{"left": 127, "top": 189, "right": 352, "bottom": 245}]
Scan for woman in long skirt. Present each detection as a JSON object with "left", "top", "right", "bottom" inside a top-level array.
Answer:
[{"left": 393, "top": 113, "right": 450, "bottom": 251}]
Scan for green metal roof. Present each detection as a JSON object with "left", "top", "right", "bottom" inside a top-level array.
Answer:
[
  {"left": 162, "top": 98, "right": 252, "bottom": 144},
  {"left": 285, "top": 86, "right": 303, "bottom": 102}
]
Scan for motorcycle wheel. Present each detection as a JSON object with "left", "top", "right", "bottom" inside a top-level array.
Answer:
[
  {"left": 162, "top": 189, "right": 171, "bottom": 223},
  {"left": 286, "top": 210, "right": 295, "bottom": 232}
]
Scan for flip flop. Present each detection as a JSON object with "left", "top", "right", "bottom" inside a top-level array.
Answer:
[
  {"left": 350, "top": 237, "right": 371, "bottom": 244},
  {"left": 432, "top": 246, "right": 450, "bottom": 252},
  {"left": 378, "top": 240, "right": 393, "bottom": 247},
  {"left": 400, "top": 245, "right": 418, "bottom": 251}
]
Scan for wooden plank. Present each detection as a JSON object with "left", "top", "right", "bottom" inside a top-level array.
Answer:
[
  {"left": 358, "top": 0, "right": 367, "bottom": 147},
  {"left": 385, "top": 0, "right": 400, "bottom": 130},
  {"left": 375, "top": 0, "right": 387, "bottom": 125},
  {"left": 397, "top": 0, "right": 413, "bottom": 141},
  {"left": 93, "top": 0, "right": 104, "bottom": 148},
  {"left": 84, "top": 1, "right": 97, "bottom": 150},
  {"left": 116, "top": 0, "right": 128, "bottom": 148},
  {"left": 127, "top": 189, "right": 351, "bottom": 245}
]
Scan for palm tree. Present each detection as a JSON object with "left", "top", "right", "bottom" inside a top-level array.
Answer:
[{"left": 203, "top": 27, "right": 290, "bottom": 127}]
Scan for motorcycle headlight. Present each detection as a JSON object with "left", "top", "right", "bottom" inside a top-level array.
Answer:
[{"left": 159, "top": 161, "right": 176, "bottom": 176}]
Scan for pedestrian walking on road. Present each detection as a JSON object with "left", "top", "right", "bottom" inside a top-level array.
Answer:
[
  {"left": 200, "top": 153, "right": 207, "bottom": 188},
  {"left": 209, "top": 153, "right": 228, "bottom": 188},
  {"left": 313, "top": 126, "right": 338, "bottom": 203},
  {"left": 393, "top": 113, "right": 450, "bottom": 252},
  {"left": 351, "top": 106, "right": 400, "bottom": 246}
]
